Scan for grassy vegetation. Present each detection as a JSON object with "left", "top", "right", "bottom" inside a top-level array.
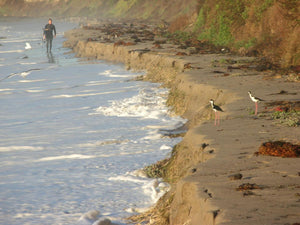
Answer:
[
  {"left": 0, "top": 5, "right": 10, "bottom": 16},
  {"left": 183, "top": 5, "right": 192, "bottom": 14},
  {"left": 140, "top": 1, "right": 156, "bottom": 20},
  {"left": 108, "top": 0, "right": 139, "bottom": 17},
  {"left": 196, "top": 9, "right": 233, "bottom": 46},
  {"left": 168, "top": 30, "right": 192, "bottom": 42},
  {"left": 143, "top": 159, "right": 169, "bottom": 178},
  {"left": 192, "top": 0, "right": 274, "bottom": 49},
  {"left": 235, "top": 37, "right": 257, "bottom": 49},
  {"left": 194, "top": 8, "right": 205, "bottom": 31},
  {"left": 254, "top": 0, "right": 274, "bottom": 21},
  {"left": 87, "top": 0, "right": 99, "bottom": 11},
  {"left": 241, "top": 6, "right": 249, "bottom": 20},
  {"left": 215, "top": 13, "right": 234, "bottom": 46},
  {"left": 292, "top": 52, "right": 300, "bottom": 66},
  {"left": 271, "top": 110, "right": 300, "bottom": 127},
  {"left": 193, "top": 1, "right": 247, "bottom": 47},
  {"left": 166, "top": 88, "right": 186, "bottom": 115}
]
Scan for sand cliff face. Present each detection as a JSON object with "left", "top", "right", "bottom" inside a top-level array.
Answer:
[
  {"left": 63, "top": 26, "right": 300, "bottom": 225},
  {"left": 1, "top": 0, "right": 299, "bottom": 68}
]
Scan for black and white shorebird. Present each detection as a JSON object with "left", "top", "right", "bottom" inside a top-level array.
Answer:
[
  {"left": 209, "top": 99, "right": 224, "bottom": 126},
  {"left": 248, "top": 91, "right": 264, "bottom": 115}
]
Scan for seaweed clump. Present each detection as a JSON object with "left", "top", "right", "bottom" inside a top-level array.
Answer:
[
  {"left": 236, "top": 183, "right": 262, "bottom": 191},
  {"left": 143, "top": 159, "right": 169, "bottom": 178},
  {"left": 255, "top": 141, "right": 300, "bottom": 158}
]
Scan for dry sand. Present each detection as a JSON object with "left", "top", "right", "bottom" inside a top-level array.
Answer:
[{"left": 63, "top": 23, "right": 300, "bottom": 225}]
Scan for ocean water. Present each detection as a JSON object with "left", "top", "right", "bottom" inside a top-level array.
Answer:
[{"left": 0, "top": 18, "right": 185, "bottom": 224}]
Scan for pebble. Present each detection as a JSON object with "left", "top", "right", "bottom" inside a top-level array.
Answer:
[{"left": 228, "top": 173, "right": 243, "bottom": 180}]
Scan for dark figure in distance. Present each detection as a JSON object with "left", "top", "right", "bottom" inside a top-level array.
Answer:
[{"left": 43, "top": 18, "right": 56, "bottom": 52}]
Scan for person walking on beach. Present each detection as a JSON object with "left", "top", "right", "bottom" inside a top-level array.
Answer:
[{"left": 43, "top": 18, "right": 56, "bottom": 52}]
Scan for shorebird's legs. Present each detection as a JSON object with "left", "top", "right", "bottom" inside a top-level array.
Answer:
[{"left": 255, "top": 102, "right": 258, "bottom": 115}]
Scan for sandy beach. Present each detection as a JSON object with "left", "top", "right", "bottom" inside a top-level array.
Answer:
[{"left": 63, "top": 22, "right": 300, "bottom": 225}]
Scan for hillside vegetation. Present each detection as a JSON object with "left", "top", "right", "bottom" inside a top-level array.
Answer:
[{"left": 1, "top": 0, "right": 299, "bottom": 68}]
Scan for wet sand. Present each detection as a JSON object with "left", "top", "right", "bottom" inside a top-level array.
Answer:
[{"left": 64, "top": 22, "right": 300, "bottom": 225}]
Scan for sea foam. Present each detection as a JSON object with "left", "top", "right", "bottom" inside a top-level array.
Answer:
[
  {"left": 37, "top": 154, "right": 96, "bottom": 162},
  {"left": 94, "top": 88, "right": 168, "bottom": 119},
  {"left": 51, "top": 90, "right": 125, "bottom": 99},
  {"left": 99, "top": 69, "right": 137, "bottom": 78},
  {"left": 76, "top": 210, "right": 118, "bottom": 225},
  {"left": 109, "top": 171, "right": 170, "bottom": 212},
  {"left": 0, "top": 145, "right": 44, "bottom": 152}
]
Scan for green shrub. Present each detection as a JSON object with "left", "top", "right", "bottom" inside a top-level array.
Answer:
[
  {"left": 271, "top": 110, "right": 300, "bottom": 127},
  {"left": 197, "top": 11, "right": 233, "bottom": 46},
  {"left": 235, "top": 37, "right": 257, "bottom": 49},
  {"left": 254, "top": 0, "right": 274, "bottom": 21}
]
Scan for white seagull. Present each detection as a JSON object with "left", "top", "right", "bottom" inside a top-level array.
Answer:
[{"left": 25, "top": 42, "right": 32, "bottom": 50}]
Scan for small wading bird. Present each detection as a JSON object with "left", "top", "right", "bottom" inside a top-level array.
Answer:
[
  {"left": 210, "top": 99, "right": 224, "bottom": 126},
  {"left": 25, "top": 42, "right": 31, "bottom": 50},
  {"left": 248, "top": 91, "right": 264, "bottom": 115}
]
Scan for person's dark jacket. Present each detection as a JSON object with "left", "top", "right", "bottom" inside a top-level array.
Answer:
[{"left": 44, "top": 24, "right": 56, "bottom": 40}]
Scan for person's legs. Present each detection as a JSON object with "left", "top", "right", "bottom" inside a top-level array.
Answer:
[
  {"left": 46, "top": 38, "right": 53, "bottom": 52},
  {"left": 46, "top": 39, "right": 49, "bottom": 52},
  {"left": 49, "top": 39, "right": 53, "bottom": 52}
]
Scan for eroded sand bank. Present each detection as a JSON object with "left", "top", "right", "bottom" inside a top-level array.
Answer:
[{"left": 64, "top": 23, "right": 300, "bottom": 225}]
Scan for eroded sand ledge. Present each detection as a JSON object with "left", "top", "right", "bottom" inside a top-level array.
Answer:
[{"left": 64, "top": 26, "right": 300, "bottom": 225}]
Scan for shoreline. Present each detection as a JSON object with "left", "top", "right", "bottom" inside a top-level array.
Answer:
[{"left": 64, "top": 23, "right": 300, "bottom": 225}]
